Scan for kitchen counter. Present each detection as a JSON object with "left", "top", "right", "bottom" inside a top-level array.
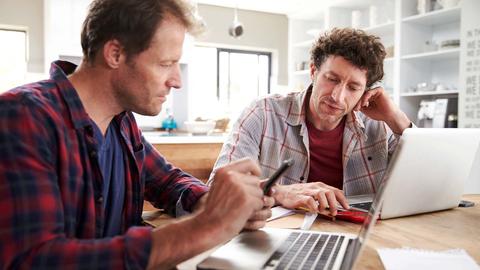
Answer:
[
  {"left": 142, "top": 131, "right": 226, "bottom": 182},
  {"left": 142, "top": 131, "right": 227, "bottom": 144}
]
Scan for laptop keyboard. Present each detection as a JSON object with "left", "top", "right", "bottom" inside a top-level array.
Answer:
[
  {"left": 264, "top": 232, "right": 346, "bottom": 270},
  {"left": 350, "top": 201, "right": 372, "bottom": 211}
]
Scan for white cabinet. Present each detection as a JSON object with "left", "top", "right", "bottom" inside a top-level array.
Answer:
[
  {"left": 288, "top": 19, "right": 321, "bottom": 92},
  {"left": 288, "top": 0, "right": 478, "bottom": 128},
  {"left": 399, "top": 1, "right": 461, "bottom": 127}
]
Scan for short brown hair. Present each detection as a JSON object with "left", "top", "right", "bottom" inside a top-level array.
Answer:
[
  {"left": 310, "top": 28, "right": 386, "bottom": 88},
  {"left": 81, "top": 0, "right": 198, "bottom": 63}
]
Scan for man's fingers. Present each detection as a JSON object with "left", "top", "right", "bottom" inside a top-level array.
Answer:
[
  {"left": 244, "top": 220, "right": 266, "bottom": 231},
  {"left": 334, "top": 190, "right": 350, "bottom": 209},
  {"left": 263, "top": 196, "right": 275, "bottom": 208},
  {"left": 248, "top": 207, "right": 272, "bottom": 221},
  {"left": 325, "top": 192, "right": 338, "bottom": 216},
  {"left": 314, "top": 192, "right": 329, "bottom": 212}
]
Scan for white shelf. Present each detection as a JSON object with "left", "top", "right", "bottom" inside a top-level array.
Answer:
[
  {"left": 400, "top": 90, "right": 459, "bottom": 97},
  {"left": 363, "top": 22, "right": 395, "bottom": 36},
  {"left": 402, "top": 7, "right": 461, "bottom": 25},
  {"left": 294, "top": 69, "right": 310, "bottom": 75},
  {"left": 293, "top": 39, "right": 315, "bottom": 48},
  {"left": 401, "top": 48, "right": 460, "bottom": 61}
]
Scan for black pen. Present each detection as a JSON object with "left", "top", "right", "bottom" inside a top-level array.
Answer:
[{"left": 263, "top": 159, "right": 294, "bottom": 195}]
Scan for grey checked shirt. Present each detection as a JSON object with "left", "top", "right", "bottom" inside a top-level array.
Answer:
[{"left": 208, "top": 87, "right": 400, "bottom": 196}]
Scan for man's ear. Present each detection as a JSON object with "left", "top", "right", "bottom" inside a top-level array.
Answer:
[
  {"left": 103, "top": 39, "right": 125, "bottom": 69},
  {"left": 310, "top": 62, "right": 316, "bottom": 82}
]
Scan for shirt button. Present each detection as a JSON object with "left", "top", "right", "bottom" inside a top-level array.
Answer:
[
  {"left": 300, "top": 176, "right": 305, "bottom": 181},
  {"left": 89, "top": 150, "right": 97, "bottom": 159},
  {"left": 85, "top": 126, "right": 94, "bottom": 134},
  {"left": 97, "top": 196, "right": 104, "bottom": 204}
]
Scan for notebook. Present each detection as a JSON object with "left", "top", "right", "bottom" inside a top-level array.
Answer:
[
  {"left": 378, "top": 248, "right": 480, "bottom": 270},
  {"left": 348, "top": 128, "right": 480, "bottom": 219}
]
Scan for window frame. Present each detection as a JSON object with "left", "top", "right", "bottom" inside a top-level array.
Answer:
[
  {"left": 0, "top": 24, "right": 29, "bottom": 62},
  {"left": 216, "top": 48, "right": 272, "bottom": 99}
]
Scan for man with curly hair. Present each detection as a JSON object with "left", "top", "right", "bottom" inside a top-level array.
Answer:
[{"left": 209, "top": 28, "right": 412, "bottom": 216}]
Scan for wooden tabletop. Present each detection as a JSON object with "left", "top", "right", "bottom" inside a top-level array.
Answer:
[{"left": 143, "top": 194, "right": 480, "bottom": 269}]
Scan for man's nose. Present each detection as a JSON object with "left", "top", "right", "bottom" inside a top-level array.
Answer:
[
  {"left": 166, "top": 64, "right": 182, "bottom": 89},
  {"left": 331, "top": 83, "right": 347, "bottom": 102}
]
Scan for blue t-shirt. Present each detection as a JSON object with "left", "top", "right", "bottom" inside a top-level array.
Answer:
[{"left": 92, "top": 121, "right": 125, "bottom": 237}]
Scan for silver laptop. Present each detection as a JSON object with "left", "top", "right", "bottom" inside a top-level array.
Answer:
[
  {"left": 348, "top": 128, "right": 480, "bottom": 219},
  {"left": 197, "top": 161, "right": 392, "bottom": 270}
]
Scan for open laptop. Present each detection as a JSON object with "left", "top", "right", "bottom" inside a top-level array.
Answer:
[
  {"left": 197, "top": 155, "right": 393, "bottom": 270},
  {"left": 348, "top": 128, "right": 480, "bottom": 219}
]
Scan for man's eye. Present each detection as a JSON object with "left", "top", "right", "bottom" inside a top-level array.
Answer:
[
  {"left": 349, "top": 86, "right": 362, "bottom": 91},
  {"left": 326, "top": 76, "right": 337, "bottom": 82},
  {"left": 160, "top": 63, "right": 173, "bottom": 67}
]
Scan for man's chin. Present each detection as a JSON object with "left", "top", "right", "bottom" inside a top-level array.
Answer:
[{"left": 133, "top": 106, "right": 162, "bottom": 116}]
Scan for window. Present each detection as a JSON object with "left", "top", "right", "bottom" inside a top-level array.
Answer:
[
  {"left": 0, "top": 25, "right": 28, "bottom": 93},
  {"left": 189, "top": 46, "right": 271, "bottom": 122}
]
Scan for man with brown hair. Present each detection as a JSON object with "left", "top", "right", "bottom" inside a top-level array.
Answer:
[
  {"left": 0, "top": 0, "right": 273, "bottom": 269},
  {"left": 209, "top": 28, "right": 412, "bottom": 216}
]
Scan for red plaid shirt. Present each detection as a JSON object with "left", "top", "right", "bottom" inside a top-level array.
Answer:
[
  {"left": 209, "top": 87, "right": 400, "bottom": 196},
  {"left": 0, "top": 61, "right": 208, "bottom": 269}
]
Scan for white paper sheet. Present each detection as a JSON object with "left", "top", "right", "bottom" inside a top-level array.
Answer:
[
  {"left": 378, "top": 248, "right": 480, "bottom": 270},
  {"left": 267, "top": 206, "right": 296, "bottom": 222},
  {"left": 300, "top": 212, "right": 318, "bottom": 230}
]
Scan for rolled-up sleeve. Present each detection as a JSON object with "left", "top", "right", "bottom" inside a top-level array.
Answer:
[{"left": 141, "top": 138, "right": 209, "bottom": 217}]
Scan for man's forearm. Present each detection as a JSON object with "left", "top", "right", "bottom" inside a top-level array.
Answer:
[
  {"left": 147, "top": 211, "right": 226, "bottom": 269},
  {"left": 385, "top": 110, "right": 411, "bottom": 135}
]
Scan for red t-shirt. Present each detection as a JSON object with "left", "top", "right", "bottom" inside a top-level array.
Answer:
[{"left": 307, "top": 118, "right": 345, "bottom": 189}]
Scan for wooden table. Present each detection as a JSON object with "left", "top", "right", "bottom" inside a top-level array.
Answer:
[
  {"left": 268, "top": 194, "right": 480, "bottom": 269},
  {"left": 143, "top": 194, "right": 480, "bottom": 269}
]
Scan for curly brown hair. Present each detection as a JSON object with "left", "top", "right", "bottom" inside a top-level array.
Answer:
[
  {"left": 81, "top": 0, "right": 199, "bottom": 64},
  {"left": 310, "top": 28, "right": 386, "bottom": 88}
]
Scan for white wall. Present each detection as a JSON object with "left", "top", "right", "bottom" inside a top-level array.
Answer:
[{"left": 197, "top": 4, "right": 289, "bottom": 87}]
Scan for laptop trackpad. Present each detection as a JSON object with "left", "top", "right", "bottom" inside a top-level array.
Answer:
[{"left": 197, "top": 228, "right": 290, "bottom": 270}]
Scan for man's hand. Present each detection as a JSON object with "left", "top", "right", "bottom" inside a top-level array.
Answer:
[
  {"left": 272, "top": 182, "right": 349, "bottom": 216},
  {"left": 194, "top": 184, "right": 274, "bottom": 231},
  {"left": 244, "top": 195, "right": 275, "bottom": 230},
  {"left": 147, "top": 158, "right": 271, "bottom": 269},
  {"left": 354, "top": 86, "right": 411, "bottom": 134},
  {"left": 197, "top": 158, "right": 267, "bottom": 239}
]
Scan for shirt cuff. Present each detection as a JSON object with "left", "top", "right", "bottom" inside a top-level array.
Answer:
[
  {"left": 175, "top": 193, "right": 190, "bottom": 217},
  {"left": 175, "top": 187, "right": 209, "bottom": 217}
]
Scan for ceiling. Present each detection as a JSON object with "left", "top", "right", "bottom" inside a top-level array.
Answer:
[{"left": 195, "top": 0, "right": 374, "bottom": 20}]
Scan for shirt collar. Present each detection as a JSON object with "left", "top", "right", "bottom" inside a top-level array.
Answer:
[
  {"left": 49, "top": 60, "right": 93, "bottom": 130},
  {"left": 50, "top": 60, "right": 131, "bottom": 131}
]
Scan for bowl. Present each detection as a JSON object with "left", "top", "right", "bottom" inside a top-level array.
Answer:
[{"left": 184, "top": 120, "right": 216, "bottom": 135}]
